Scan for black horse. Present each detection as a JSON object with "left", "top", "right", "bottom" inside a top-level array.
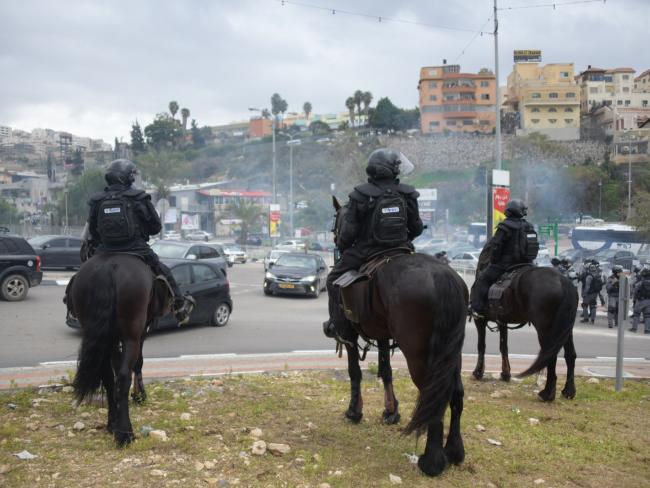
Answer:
[
  {"left": 330, "top": 198, "right": 468, "bottom": 477},
  {"left": 67, "top": 253, "right": 171, "bottom": 445},
  {"left": 471, "top": 248, "right": 579, "bottom": 401}
]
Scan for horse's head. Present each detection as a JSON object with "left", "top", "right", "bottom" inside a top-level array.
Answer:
[{"left": 331, "top": 195, "right": 347, "bottom": 245}]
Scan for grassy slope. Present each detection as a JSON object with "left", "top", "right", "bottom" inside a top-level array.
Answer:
[{"left": 0, "top": 372, "right": 649, "bottom": 487}]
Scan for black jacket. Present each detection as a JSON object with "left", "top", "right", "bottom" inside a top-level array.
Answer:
[
  {"left": 88, "top": 184, "right": 161, "bottom": 251},
  {"left": 338, "top": 178, "right": 423, "bottom": 257},
  {"left": 489, "top": 216, "right": 534, "bottom": 266}
]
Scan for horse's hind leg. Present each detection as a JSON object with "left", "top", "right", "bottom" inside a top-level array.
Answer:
[
  {"left": 472, "top": 318, "right": 487, "bottom": 380},
  {"left": 538, "top": 352, "right": 558, "bottom": 402},
  {"left": 114, "top": 338, "right": 138, "bottom": 446},
  {"left": 561, "top": 332, "right": 577, "bottom": 400},
  {"left": 498, "top": 323, "right": 511, "bottom": 382},
  {"left": 131, "top": 338, "right": 146, "bottom": 404},
  {"left": 418, "top": 420, "right": 448, "bottom": 476},
  {"left": 103, "top": 353, "right": 117, "bottom": 434},
  {"left": 444, "top": 355, "right": 465, "bottom": 465},
  {"left": 378, "top": 339, "right": 400, "bottom": 425},
  {"left": 344, "top": 340, "right": 363, "bottom": 423}
]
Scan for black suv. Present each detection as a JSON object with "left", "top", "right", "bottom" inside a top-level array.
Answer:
[{"left": 0, "top": 236, "right": 43, "bottom": 301}]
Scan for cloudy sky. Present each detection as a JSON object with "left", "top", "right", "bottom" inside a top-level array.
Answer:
[{"left": 1, "top": 0, "right": 648, "bottom": 143}]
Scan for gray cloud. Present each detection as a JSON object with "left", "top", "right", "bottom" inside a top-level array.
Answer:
[{"left": 0, "top": 0, "right": 647, "bottom": 143}]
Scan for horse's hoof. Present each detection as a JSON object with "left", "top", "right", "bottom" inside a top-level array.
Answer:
[
  {"left": 106, "top": 422, "right": 115, "bottom": 434},
  {"left": 344, "top": 409, "right": 363, "bottom": 424},
  {"left": 537, "top": 389, "right": 556, "bottom": 402},
  {"left": 115, "top": 430, "right": 135, "bottom": 447},
  {"left": 131, "top": 392, "right": 146, "bottom": 405},
  {"left": 500, "top": 372, "right": 511, "bottom": 382},
  {"left": 382, "top": 410, "right": 401, "bottom": 425},
  {"left": 561, "top": 387, "right": 576, "bottom": 400},
  {"left": 418, "top": 450, "right": 448, "bottom": 477},
  {"left": 472, "top": 369, "right": 484, "bottom": 381},
  {"left": 444, "top": 437, "right": 465, "bottom": 465}
]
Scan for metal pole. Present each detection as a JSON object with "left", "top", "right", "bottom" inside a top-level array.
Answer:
[
  {"left": 493, "top": 0, "right": 502, "bottom": 170},
  {"left": 615, "top": 274, "right": 629, "bottom": 391},
  {"left": 627, "top": 138, "right": 632, "bottom": 220},
  {"left": 272, "top": 116, "right": 277, "bottom": 204},
  {"left": 64, "top": 190, "right": 69, "bottom": 234},
  {"left": 598, "top": 180, "right": 602, "bottom": 218},
  {"left": 289, "top": 144, "right": 294, "bottom": 238}
]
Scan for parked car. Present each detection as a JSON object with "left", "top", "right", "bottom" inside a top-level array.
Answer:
[
  {"left": 162, "top": 230, "right": 182, "bottom": 240},
  {"left": 221, "top": 243, "right": 248, "bottom": 264},
  {"left": 184, "top": 230, "right": 214, "bottom": 242},
  {"left": 593, "top": 248, "right": 638, "bottom": 271},
  {"left": 67, "top": 259, "right": 232, "bottom": 330},
  {"left": 575, "top": 215, "right": 604, "bottom": 224},
  {"left": 264, "top": 249, "right": 290, "bottom": 271},
  {"left": 264, "top": 252, "right": 328, "bottom": 297},
  {"left": 27, "top": 235, "right": 82, "bottom": 270},
  {"left": 235, "top": 235, "right": 263, "bottom": 246},
  {"left": 449, "top": 251, "right": 481, "bottom": 270},
  {"left": 275, "top": 239, "right": 306, "bottom": 251},
  {"left": 0, "top": 235, "right": 43, "bottom": 301},
  {"left": 150, "top": 241, "right": 228, "bottom": 273}
]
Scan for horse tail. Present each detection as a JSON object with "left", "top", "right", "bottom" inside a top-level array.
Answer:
[
  {"left": 73, "top": 268, "right": 117, "bottom": 403},
  {"left": 404, "top": 273, "right": 467, "bottom": 436},
  {"left": 517, "top": 276, "right": 577, "bottom": 378}
]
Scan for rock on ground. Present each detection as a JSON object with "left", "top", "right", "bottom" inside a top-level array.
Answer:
[
  {"left": 268, "top": 443, "right": 291, "bottom": 456},
  {"left": 251, "top": 440, "right": 267, "bottom": 456},
  {"left": 389, "top": 473, "right": 402, "bottom": 484}
]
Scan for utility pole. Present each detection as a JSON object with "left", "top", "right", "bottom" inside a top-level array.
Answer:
[
  {"left": 272, "top": 115, "right": 277, "bottom": 204},
  {"left": 627, "top": 134, "right": 633, "bottom": 220},
  {"left": 493, "top": 0, "right": 502, "bottom": 170}
]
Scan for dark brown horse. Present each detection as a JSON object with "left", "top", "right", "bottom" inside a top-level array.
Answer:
[
  {"left": 67, "top": 253, "right": 171, "bottom": 446},
  {"left": 472, "top": 248, "right": 579, "bottom": 401},
  {"left": 331, "top": 198, "right": 468, "bottom": 476}
]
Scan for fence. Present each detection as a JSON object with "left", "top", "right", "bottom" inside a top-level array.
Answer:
[{"left": 1, "top": 223, "right": 85, "bottom": 239}]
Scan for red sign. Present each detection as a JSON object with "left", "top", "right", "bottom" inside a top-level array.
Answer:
[{"left": 492, "top": 187, "right": 510, "bottom": 233}]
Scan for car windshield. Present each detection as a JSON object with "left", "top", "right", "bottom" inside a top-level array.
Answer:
[
  {"left": 270, "top": 251, "right": 286, "bottom": 259},
  {"left": 28, "top": 236, "right": 55, "bottom": 246},
  {"left": 275, "top": 255, "right": 317, "bottom": 270},
  {"left": 595, "top": 250, "right": 616, "bottom": 260},
  {"left": 150, "top": 242, "right": 187, "bottom": 259}
]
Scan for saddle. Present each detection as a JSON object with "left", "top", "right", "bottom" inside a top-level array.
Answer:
[
  {"left": 333, "top": 247, "right": 413, "bottom": 324},
  {"left": 487, "top": 263, "right": 533, "bottom": 318}
]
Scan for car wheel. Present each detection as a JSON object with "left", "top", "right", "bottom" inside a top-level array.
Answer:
[
  {"left": 211, "top": 303, "right": 230, "bottom": 327},
  {"left": 1, "top": 274, "right": 29, "bottom": 301},
  {"left": 312, "top": 286, "right": 321, "bottom": 298},
  {"left": 264, "top": 287, "right": 273, "bottom": 296}
]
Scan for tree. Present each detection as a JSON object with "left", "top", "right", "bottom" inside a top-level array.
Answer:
[
  {"left": 345, "top": 97, "right": 356, "bottom": 126},
  {"left": 308, "top": 120, "right": 330, "bottom": 136},
  {"left": 61, "top": 169, "right": 105, "bottom": 224},
  {"left": 361, "top": 91, "right": 373, "bottom": 121},
  {"left": 144, "top": 113, "right": 183, "bottom": 148},
  {"left": 368, "top": 97, "right": 400, "bottom": 132},
  {"left": 181, "top": 108, "right": 190, "bottom": 131},
  {"left": 169, "top": 100, "right": 179, "bottom": 119},
  {"left": 303, "top": 101, "right": 312, "bottom": 119},
  {"left": 68, "top": 148, "right": 85, "bottom": 177},
  {"left": 130, "top": 121, "right": 146, "bottom": 154},
  {"left": 136, "top": 149, "right": 188, "bottom": 200},
  {"left": 227, "top": 199, "right": 263, "bottom": 244},
  {"left": 0, "top": 199, "right": 19, "bottom": 224},
  {"left": 630, "top": 191, "right": 650, "bottom": 238},
  {"left": 353, "top": 90, "right": 363, "bottom": 126},
  {"left": 190, "top": 119, "right": 205, "bottom": 148}
]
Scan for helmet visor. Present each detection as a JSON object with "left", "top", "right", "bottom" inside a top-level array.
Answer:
[{"left": 397, "top": 152, "right": 415, "bottom": 176}]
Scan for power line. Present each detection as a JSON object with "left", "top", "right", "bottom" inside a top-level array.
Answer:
[
  {"left": 454, "top": 15, "right": 494, "bottom": 62},
  {"left": 498, "top": 0, "right": 606, "bottom": 11},
  {"left": 273, "top": 0, "right": 490, "bottom": 34}
]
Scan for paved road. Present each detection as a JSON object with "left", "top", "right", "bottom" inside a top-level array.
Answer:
[{"left": 1, "top": 262, "right": 649, "bottom": 368}]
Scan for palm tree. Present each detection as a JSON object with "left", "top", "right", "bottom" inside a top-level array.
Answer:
[
  {"left": 345, "top": 97, "right": 356, "bottom": 126},
  {"left": 361, "top": 91, "right": 373, "bottom": 124},
  {"left": 227, "top": 199, "right": 263, "bottom": 245},
  {"left": 303, "top": 102, "right": 312, "bottom": 120},
  {"left": 353, "top": 90, "right": 363, "bottom": 126},
  {"left": 180, "top": 108, "right": 190, "bottom": 131},
  {"left": 169, "top": 101, "right": 179, "bottom": 119}
]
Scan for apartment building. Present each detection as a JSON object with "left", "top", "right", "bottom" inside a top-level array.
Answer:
[{"left": 576, "top": 66, "right": 650, "bottom": 113}]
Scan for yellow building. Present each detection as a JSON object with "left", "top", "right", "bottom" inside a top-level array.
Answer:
[{"left": 505, "top": 62, "right": 580, "bottom": 140}]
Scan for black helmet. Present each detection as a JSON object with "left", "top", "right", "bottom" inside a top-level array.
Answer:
[
  {"left": 105, "top": 159, "right": 138, "bottom": 186},
  {"left": 612, "top": 265, "right": 623, "bottom": 275},
  {"left": 366, "top": 149, "right": 414, "bottom": 180},
  {"left": 642, "top": 268, "right": 650, "bottom": 278},
  {"left": 505, "top": 199, "right": 527, "bottom": 218},
  {"left": 551, "top": 257, "right": 560, "bottom": 266}
]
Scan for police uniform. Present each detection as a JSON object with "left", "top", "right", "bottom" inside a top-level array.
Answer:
[
  {"left": 605, "top": 268, "right": 622, "bottom": 328},
  {"left": 581, "top": 266, "right": 604, "bottom": 324},
  {"left": 324, "top": 149, "right": 423, "bottom": 338},
  {"left": 631, "top": 271, "right": 650, "bottom": 333},
  {"left": 470, "top": 199, "right": 538, "bottom": 315}
]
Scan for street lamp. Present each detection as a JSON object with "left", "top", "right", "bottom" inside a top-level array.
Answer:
[
  {"left": 598, "top": 179, "right": 602, "bottom": 219},
  {"left": 64, "top": 188, "right": 69, "bottom": 235},
  {"left": 286, "top": 138, "right": 301, "bottom": 237},
  {"left": 626, "top": 133, "right": 637, "bottom": 220}
]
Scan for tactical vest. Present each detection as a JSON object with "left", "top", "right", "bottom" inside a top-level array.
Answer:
[
  {"left": 589, "top": 273, "right": 604, "bottom": 294},
  {"left": 94, "top": 190, "right": 143, "bottom": 245},
  {"left": 498, "top": 219, "right": 539, "bottom": 262},
  {"left": 639, "top": 279, "right": 650, "bottom": 300}
]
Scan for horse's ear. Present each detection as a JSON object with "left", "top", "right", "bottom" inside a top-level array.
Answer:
[{"left": 332, "top": 196, "right": 341, "bottom": 211}]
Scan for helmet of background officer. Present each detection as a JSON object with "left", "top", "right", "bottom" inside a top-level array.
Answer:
[
  {"left": 551, "top": 257, "right": 560, "bottom": 267},
  {"left": 561, "top": 258, "right": 571, "bottom": 267},
  {"left": 642, "top": 268, "right": 650, "bottom": 278},
  {"left": 633, "top": 264, "right": 642, "bottom": 273},
  {"left": 105, "top": 159, "right": 138, "bottom": 186},
  {"left": 612, "top": 265, "right": 624, "bottom": 275},
  {"left": 504, "top": 199, "right": 527, "bottom": 218},
  {"left": 589, "top": 263, "right": 599, "bottom": 273},
  {"left": 365, "top": 149, "right": 414, "bottom": 181}
]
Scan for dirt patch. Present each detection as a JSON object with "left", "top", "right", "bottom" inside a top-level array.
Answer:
[{"left": 1, "top": 372, "right": 649, "bottom": 487}]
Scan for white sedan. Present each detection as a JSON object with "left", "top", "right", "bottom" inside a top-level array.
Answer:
[
  {"left": 275, "top": 239, "right": 306, "bottom": 251},
  {"left": 264, "top": 249, "right": 290, "bottom": 271},
  {"left": 449, "top": 251, "right": 481, "bottom": 270},
  {"left": 185, "top": 230, "right": 214, "bottom": 241}
]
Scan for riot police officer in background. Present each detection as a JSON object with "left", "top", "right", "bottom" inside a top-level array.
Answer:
[
  {"left": 630, "top": 267, "right": 650, "bottom": 334},
  {"left": 580, "top": 262, "right": 605, "bottom": 324},
  {"left": 86, "top": 159, "right": 193, "bottom": 323},
  {"left": 470, "top": 199, "right": 539, "bottom": 317},
  {"left": 323, "top": 149, "right": 423, "bottom": 339},
  {"left": 605, "top": 265, "right": 623, "bottom": 328}
]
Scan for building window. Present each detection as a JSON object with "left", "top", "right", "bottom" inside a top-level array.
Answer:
[
  {"left": 480, "top": 94, "right": 490, "bottom": 100},
  {"left": 548, "top": 107, "right": 557, "bottom": 112},
  {"left": 622, "top": 74, "right": 629, "bottom": 80},
  {"left": 566, "top": 92, "right": 576, "bottom": 98},
  {"left": 429, "top": 95, "right": 437, "bottom": 101},
  {"left": 605, "top": 75, "right": 613, "bottom": 82},
  {"left": 564, "top": 119, "right": 573, "bottom": 124},
  {"left": 623, "top": 87, "right": 630, "bottom": 92},
  {"left": 531, "top": 108, "right": 540, "bottom": 112},
  {"left": 429, "top": 121, "right": 440, "bottom": 127},
  {"left": 625, "top": 100, "right": 631, "bottom": 106},
  {"left": 643, "top": 100, "right": 648, "bottom": 107},
  {"left": 617, "top": 100, "right": 623, "bottom": 105},
  {"left": 549, "top": 119, "right": 557, "bottom": 124},
  {"left": 462, "top": 120, "right": 474, "bottom": 126},
  {"left": 428, "top": 69, "right": 438, "bottom": 76},
  {"left": 480, "top": 81, "right": 489, "bottom": 87},
  {"left": 531, "top": 93, "right": 541, "bottom": 99},
  {"left": 531, "top": 119, "right": 540, "bottom": 124},
  {"left": 479, "top": 120, "right": 490, "bottom": 125},
  {"left": 446, "top": 120, "right": 457, "bottom": 126},
  {"left": 565, "top": 108, "right": 573, "bottom": 112},
  {"left": 549, "top": 92, "right": 559, "bottom": 98},
  {"left": 560, "top": 71, "right": 569, "bottom": 78},
  {"left": 589, "top": 87, "right": 598, "bottom": 94},
  {"left": 428, "top": 81, "right": 437, "bottom": 88}
]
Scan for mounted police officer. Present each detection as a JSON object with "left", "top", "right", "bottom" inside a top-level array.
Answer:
[
  {"left": 580, "top": 262, "right": 605, "bottom": 324},
  {"left": 85, "top": 159, "right": 193, "bottom": 323},
  {"left": 323, "top": 149, "right": 424, "bottom": 339},
  {"left": 470, "top": 199, "right": 539, "bottom": 318},
  {"left": 630, "top": 267, "right": 650, "bottom": 334},
  {"left": 605, "top": 265, "right": 623, "bottom": 328}
]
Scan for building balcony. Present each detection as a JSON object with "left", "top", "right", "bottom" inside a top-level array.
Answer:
[
  {"left": 442, "top": 98, "right": 476, "bottom": 104},
  {"left": 441, "top": 85, "right": 477, "bottom": 93}
]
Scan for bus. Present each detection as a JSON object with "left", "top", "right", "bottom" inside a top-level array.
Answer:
[
  {"left": 467, "top": 222, "right": 487, "bottom": 247},
  {"left": 570, "top": 224, "right": 648, "bottom": 254}
]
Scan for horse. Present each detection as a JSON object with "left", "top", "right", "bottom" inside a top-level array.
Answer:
[
  {"left": 67, "top": 253, "right": 171, "bottom": 446},
  {"left": 329, "top": 197, "right": 469, "bottom": 477},
  {"left": 471, "top": 246, "right": 579, "bottom": 402}
]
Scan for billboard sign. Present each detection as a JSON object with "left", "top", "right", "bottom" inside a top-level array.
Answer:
[
  {"left": 269, "top": 204, "right": 281, "bottom": 238},
  {"left": 492, "top": 187, "right": 510, "bottom": 234},
  {"left": 180, "top": 213, "right": 199, "bottom": 230},
  {"left": 417, "top": 188, "right": 437, "bottom": 212},
  {"left": 514, "top": 49, "right": 542, "bottom": 63}
]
